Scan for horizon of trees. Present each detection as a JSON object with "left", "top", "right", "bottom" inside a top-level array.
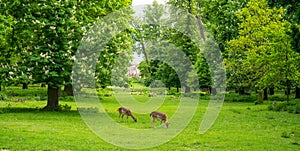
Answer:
[{"left": 0, "top": 0, "right": 300, "bottom": 110}]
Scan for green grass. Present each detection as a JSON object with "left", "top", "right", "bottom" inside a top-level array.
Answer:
[{"left": 0, "top": 86, "right": 300, "bottom": 150}]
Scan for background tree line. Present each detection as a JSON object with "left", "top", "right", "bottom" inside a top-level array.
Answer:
[
  {"left": 136, "top": 0, "right": 300, "bottom": 103},
  {"left": 0, "top": 0, "right": 299, "bottom": 110}
]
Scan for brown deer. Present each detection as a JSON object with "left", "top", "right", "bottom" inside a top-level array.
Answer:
[
  {"left": 150, "top": 111, "right": 169, "bottom": 128},
  {"left": 118, "top": 107, "right": 137, "bottom": 122}
]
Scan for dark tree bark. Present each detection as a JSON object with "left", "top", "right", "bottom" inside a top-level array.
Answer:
[
  {"left": 285, "top": 88, "right": 291, "bottom": 95},
  {"left": 269, "top": 87, "right": 274, "bottom": 95},
  {"left": 263, "top": 88, "right": 268, "bottom": 100},
  {"left": 295, "top": 86, "right": 300, "bottom": 99},
  {"left": 285, "top": 87, "right": 290, "bottom": 102},
  {"left": 64, "top": 85, "right": 74, "bottom": 96},
  {"left": 43, "top": 86, "right": 60, "bottom": 110},
  {"left": 22, "top": 83, "right": 28, "bottom": 89},
  {"left": 58, "top": 87, "right": 62, "bottom": 97},
  {"left": 258, "top": 90, "right": 264, "bottom": 104},
  {"left": 41, "top": 83, "right": 46, "bottom": 87},
  {"left": 238, "top": 88, "right": 245, "bottom": 95},
  {"left": 211, "top": 88, "right": 217, "bottom": 95},
  {"left": 0, "top": 85, "right": 1, "bottom": 91}
]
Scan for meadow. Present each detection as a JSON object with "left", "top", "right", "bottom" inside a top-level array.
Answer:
[{"left": 0, "top": 86, "right": 299, "bottom": 150}]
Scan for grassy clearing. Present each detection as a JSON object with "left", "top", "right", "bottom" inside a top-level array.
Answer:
[{"left": 0, "top": 86, "right": 299, "bottom": 150}]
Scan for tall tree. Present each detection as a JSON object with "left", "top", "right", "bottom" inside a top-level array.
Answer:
[
  {"left": 1, "top": 0, "right": 132, "bottom": 110},
  {"left": 268, "top": 0, "right": 300, "bottom": 98},
  {"left": 226, "top": 0, "right": 295, "bottom": 103}
]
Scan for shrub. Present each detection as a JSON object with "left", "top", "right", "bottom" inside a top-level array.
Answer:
[
  {"left": 294, "top": 104, "right": 300, "bottom": 114},
  {"left": 225, "top": 92, "right": 257, "bottom": 102},
  {"left": 287, "top": 106, "right": 294, "bottom": 113},
  {"left": 269, "top": 101, "right": 300, "bottom": 114},
  {"left": 61, "top": 96, "right": 75, "bottom": 102},
  {"left": 0, "top": 93, "right": 7, "bottom": 100},
  {"left": 273, "top": 102, "right": 288, "bottom": 112},
  {"left": 58, "top": 104, "right": 72, "bottom": 111},
  {"left": 267, "top": 105, "right": 273, "bottom": 111}
]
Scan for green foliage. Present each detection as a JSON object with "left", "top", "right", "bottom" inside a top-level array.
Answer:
[
  {"left": 225, "top": 92, "right": 257, "bottom": 102},
  {"left": 226, "top": 0, "right": 297, "bottom": 102},
  {"left": 3, "top": 86, "right": 47, "bottom": 99},
  {"left": 0, "top": 93, "right": 7, "bottom": 101},
  {"left": 57, "top": 104, "right": 72, "bottom": 112},
  {"left": 0, "top": 13, "right": 16, "bottom": 86},
  {"left": 268, "top": 101, "right": 300, "bottom": 114},
  {"left": 1, "top": 0, "right": 132, "bottom": 109},
  {"left": 199, "top": 0, "right": 249, "bottom": 52},
  {"left": 96, "top": 88, "right": 113, "bottom": 97}
]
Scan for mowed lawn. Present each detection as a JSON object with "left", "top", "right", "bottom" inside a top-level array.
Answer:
[{"left": 0, "top": 90, "right": 299, "bottom": 150}]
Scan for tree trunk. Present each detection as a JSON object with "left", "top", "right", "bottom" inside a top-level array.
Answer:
[
  {"left": 41, "top": 83, "right": 46, "bottom": 87},
  {"left": 176, "top": 86, "right": 179, "bottom": 92},
  {"left": 263, "top": 88, "right": 268, "bottom": 100},
  {"left": 238, "top": 88, "right": 245, "bottom": 95},
  {"left": 44, "top": 86, "right": 60, "bottom": 110},
  {"left": 22, "top": 83, "right": 28, "bottom": 89},
  {"left": 58, "top": 87, "right": 62, "bottom": 97},
  {"left": 269, "top": 87, "right": 274, "bottom": 95},
  {"left": 64, "top": 85, "right": 74, "bottom": 96},
  {"left": 285, "top": 87, "right": 290, "bottom": 102},
  {"left": 295, "top": 87, "right": 300, "bottom": 99},
  {"left": 258, "top": 90, "right": 264, "bottom": 104},
  {"left": 0, "top": 85, "right": 1, "bottom": 91},
  {"left": 211, "top": 88, "right": 217, "bottom": 95}
]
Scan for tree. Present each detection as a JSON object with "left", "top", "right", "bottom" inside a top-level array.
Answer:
[
  {"left": 0, "top": 14, "right": 15, "bottom": 91},
  {"left": 268, "top": 0, "right": 300, "bottom": 98},
  {"left": 133, "top": 1, "right": 172, "bottom": 87},
  {"left": 1, "top": 0, "right": 132, "bottom": 110},
  {"left": 96, "top": 30, "right": 135, "bottom": 89},
  {"left": 199, "top": 0, "right": 249, "bottom": 52},
  {"left": 226, "top": 0, "right": 295, "bottom": 103}
]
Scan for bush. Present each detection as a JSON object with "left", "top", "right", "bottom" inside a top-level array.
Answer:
[
  {"left": 225, "top": 92, "right": 257, "bottom": 102},
  {"left": 57, "top": 104, "right": 72, "bottom": 112},
  {"left": 167, "top": 89, "right": 180, "bottom": 96},
  {"left": 273, "top": 102, "right": 288, "bottom": 112},
  {"left": 287, "top": 106, "right": 295, "bottom": 113},
  {"left": 294, "top": 104, "right": 300, "bottom": 114},
  {"left": 267, "top": 105, "right": 273, "bottom": 111},
  {"left": 269, "top": 101, "right": 300, "bottom": 114},
  {"left": 0, "top": 93, "right": 7, "bottom": 100}
]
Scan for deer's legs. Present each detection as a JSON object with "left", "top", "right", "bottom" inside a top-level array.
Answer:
[
  {"left": 121, "top": 114, "right": 125, "bottom": 122},
  {"left": 150, "top": 118, "right": 156, "bottom": 127}
]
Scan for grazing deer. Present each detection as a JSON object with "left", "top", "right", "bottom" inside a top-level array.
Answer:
[
  {"left": 150, "top": 111, "right": 169, "bottom": 128},
  {"left": 118, "top": 107, "right": 137, "bottom": 122}
]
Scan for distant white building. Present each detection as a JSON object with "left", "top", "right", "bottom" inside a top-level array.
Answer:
[{"left": 127, "top": 63, "right": 140, "bottom": 78}]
